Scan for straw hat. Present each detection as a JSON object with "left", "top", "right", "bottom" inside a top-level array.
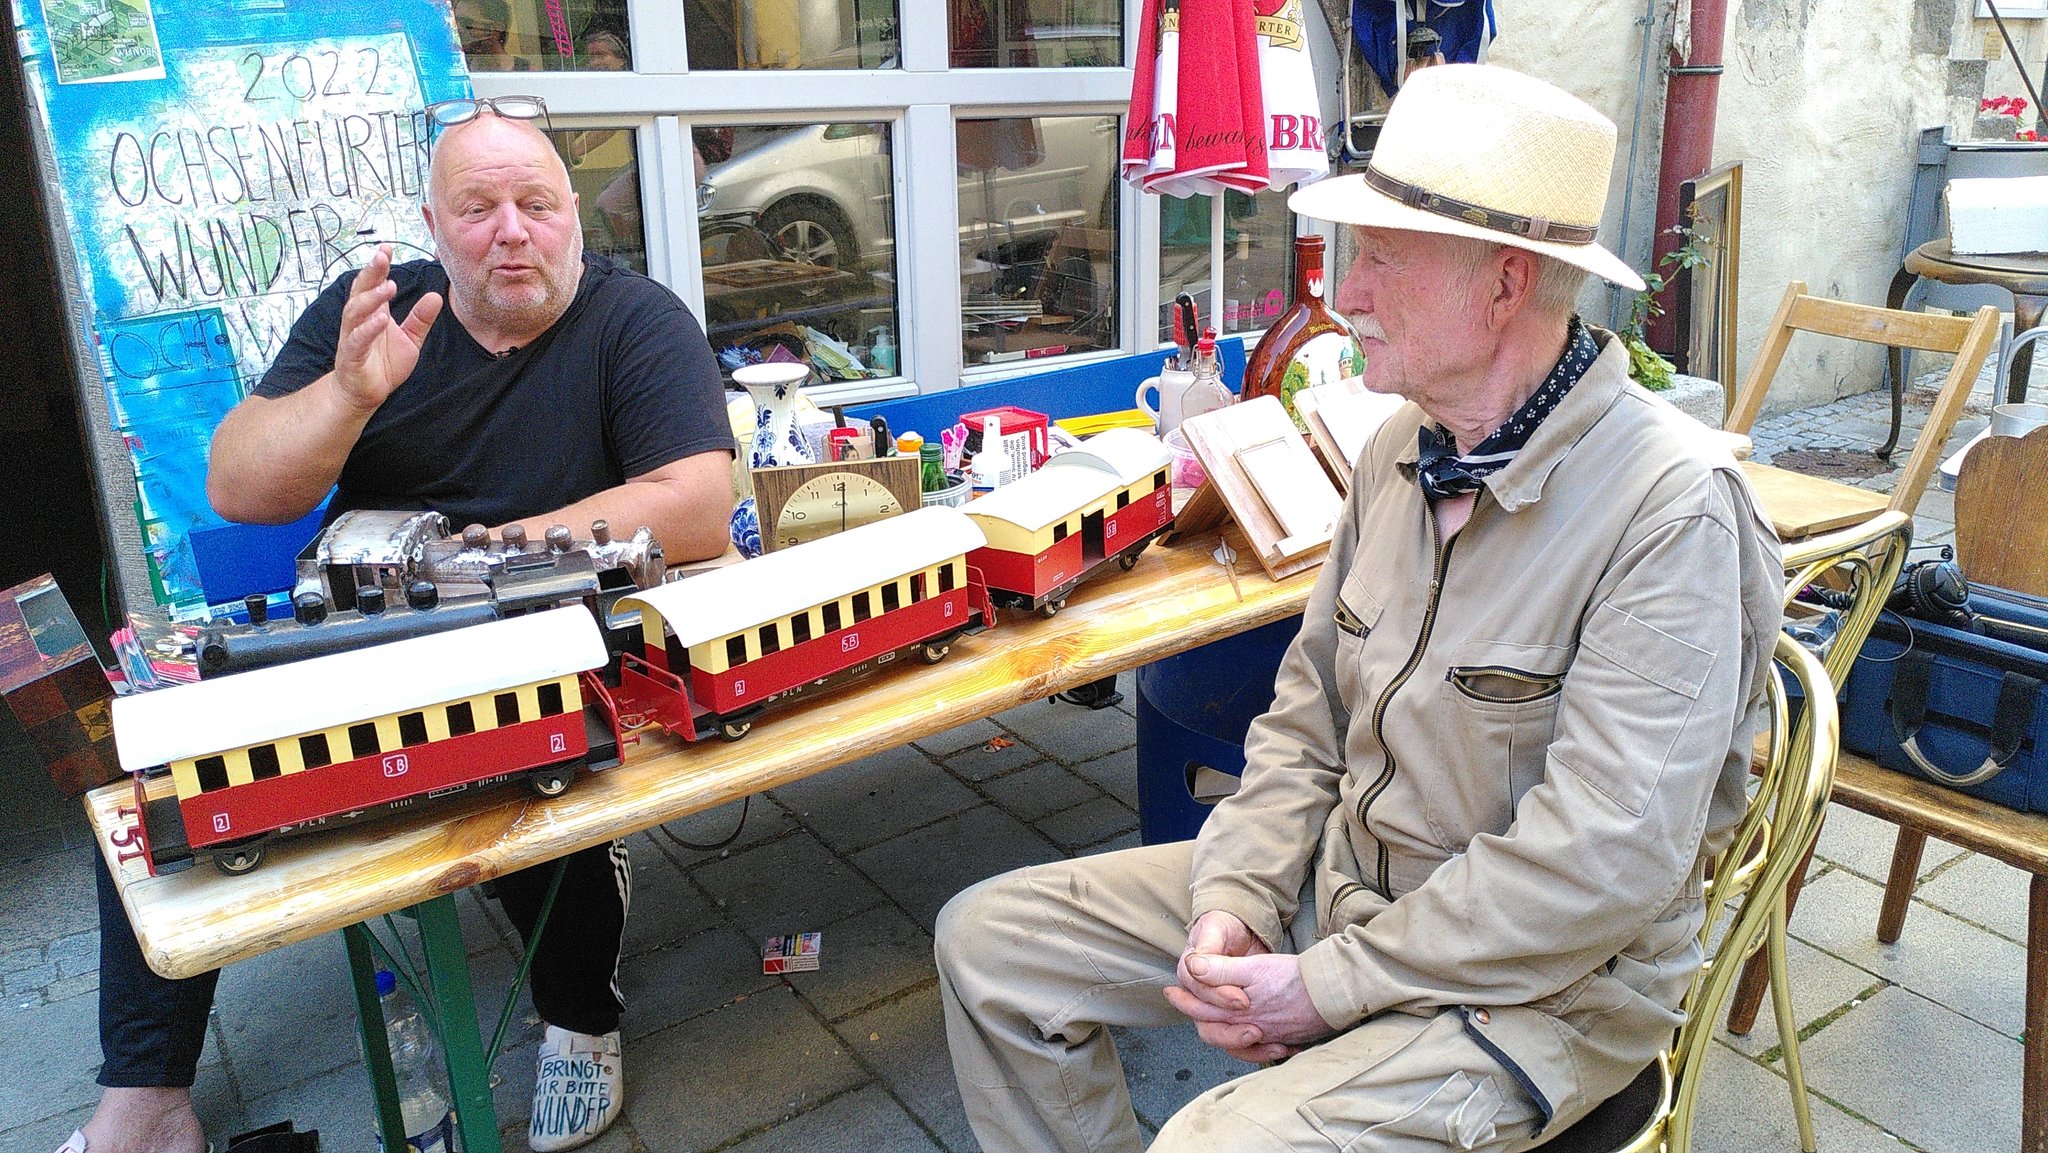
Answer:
[{"left": 1290, "top": 64, "right": 1645, "bottom": 291}]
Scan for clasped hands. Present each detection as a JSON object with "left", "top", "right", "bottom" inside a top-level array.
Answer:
[{"left": 1165, "top": 910, "right": 1333, "bottom": 1063}]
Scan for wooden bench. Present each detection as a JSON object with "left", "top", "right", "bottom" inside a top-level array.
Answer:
[{"left": 1725, "top": 749, "right": 2048, "bottom": 1153}]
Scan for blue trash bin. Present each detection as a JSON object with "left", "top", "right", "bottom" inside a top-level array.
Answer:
[{"left": 1134, "top": 614, "right": 1301, "bottom": 843}]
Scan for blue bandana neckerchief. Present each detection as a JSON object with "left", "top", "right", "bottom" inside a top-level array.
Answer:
[{"left": 1415, "top": 316, "right": 1599, "bottom": 502}]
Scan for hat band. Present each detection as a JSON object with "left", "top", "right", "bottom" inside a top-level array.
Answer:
[{"left": 1362, "top": 166, "right": 1599, "bottom": 246}]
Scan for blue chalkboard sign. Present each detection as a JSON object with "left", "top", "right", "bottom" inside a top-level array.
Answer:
[{"left": 15, "top": 0, "right": 471, "bottom": 619}]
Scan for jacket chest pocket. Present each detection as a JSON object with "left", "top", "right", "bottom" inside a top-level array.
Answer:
[
  {"left": 1333, "top": 572, "right": 1385, "bottom": 709},
  {"left": 1431, "top": 641, "right": 1570, "bottom": 840}
]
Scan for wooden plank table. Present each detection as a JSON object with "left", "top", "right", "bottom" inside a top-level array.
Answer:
[{"left": 85, "top": 530, "right": 1315, "bottom": 1152}]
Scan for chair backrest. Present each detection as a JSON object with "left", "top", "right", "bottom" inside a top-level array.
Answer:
[
  {"left": 1779, "top": 509, "right": 1914, "bottom": 688},
  {"left": 1660, "top": 634, "right": 1839, "bottom": 1153},
  {"left": 1955, "top": 426, "right": 2048, "bottom": 598},
  {"left": 1723, "top": 281, "right": 2002, "bottom": 517}
]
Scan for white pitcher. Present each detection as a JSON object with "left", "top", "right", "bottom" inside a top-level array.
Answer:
[{"left": 1136, "top": 364, "right": 1199, "bottom": 436}]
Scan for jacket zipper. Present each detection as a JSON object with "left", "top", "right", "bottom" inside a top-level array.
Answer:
[
  {"left": 1355, "top": 509, "right": 1456, "bottom": 898},
  {"left": 1445, "top": 665, "right": 1564, "bottom": 704}
]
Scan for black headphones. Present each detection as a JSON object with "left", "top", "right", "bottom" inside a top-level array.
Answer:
[{"left": 1887, "top": 549, "right": 1973, "bottom": 629}]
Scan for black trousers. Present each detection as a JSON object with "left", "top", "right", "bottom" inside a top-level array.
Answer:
[{"left": 95, "top": 839, "right": 630, "bottom": 1087}]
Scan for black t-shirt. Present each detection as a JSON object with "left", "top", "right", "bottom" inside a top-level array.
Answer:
[{"left": 256, "top": 254, "right": 734, "bottom": 528}]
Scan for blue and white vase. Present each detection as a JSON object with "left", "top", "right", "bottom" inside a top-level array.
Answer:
[
  {"left": 732, "top": 362, "right": 815, "bottom": 469},
  {"left": 729, "top": 497, "right": 763, "bottom": 558}
]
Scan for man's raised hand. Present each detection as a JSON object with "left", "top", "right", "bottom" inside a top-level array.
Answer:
[{"left": 333, "top": 244, "right": 443, "bottom": 415}]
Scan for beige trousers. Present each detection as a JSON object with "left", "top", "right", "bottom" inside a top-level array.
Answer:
[{"left": 935, "top": 841, "right": 1543, "bottom": 1153}]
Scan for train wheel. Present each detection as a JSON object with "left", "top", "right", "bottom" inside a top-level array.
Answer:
[
  {"left": 920, "top": 642, "right": 951, "bottom": 664},
  {"left": 720, "top": 719, "right": 753, "bottom": 742},
  {"left": 528, "top": 767, "right": 571, "bottom": 798},
  {"left": 1118, "top": 550, "right": 1142, "bottom": 572},
  {"left": 1037, "top": 599, "right": 1065, "bottom": 618},
  {"left": 214, "top": 844, "right": 264, "bottom": 876}
]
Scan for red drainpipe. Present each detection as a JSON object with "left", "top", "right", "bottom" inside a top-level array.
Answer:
[{"left": 1646, "top": 0, "right": 1730, "bottom": 354}]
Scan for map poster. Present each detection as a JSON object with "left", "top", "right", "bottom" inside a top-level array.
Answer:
[
  {"left": 41, "top": 0, "right": 165, "bottom": 84},
  {"left": 13, "top": 2, "right": 471, "bottom": 619}
]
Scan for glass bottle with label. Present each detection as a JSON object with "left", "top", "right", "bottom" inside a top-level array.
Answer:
[{"left": 1240, "top": 234, "right": 1367, "bottom": 432}]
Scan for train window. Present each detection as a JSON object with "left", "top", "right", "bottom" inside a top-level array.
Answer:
[
  {"left": 300, "top": 733, "right": 332, "bottom": 769},
  {"left": 940, "top": 564, "right": 957, "bottom": 592},
  {"left": 726, "top": 635, "right": 748, "bottom": 667},
  {"left": 248, "top": 744, "right": 282, "bottom": 781},
  {"left": 537, "top": 682, "right": 566, "bottom": 716},
  {"left": 195, "top": 754, "right": 229, "bottom": 793},
  {"left": 1117, "top": 490, "right": 1130, "bottom": 509},
  {"left": 759, "top": 624, "right": 780, "bottom": 655},
  {"left": 349, "top": 722, "right": 381, "bottom": 759},
  {"left": 398, "top": 711, "right": 431, "bottom": 746},
  {"left": 1053, "top": 522, "right": 1070, "bottom": 543},
  {"left": 882, "top": 582, "right": 901, "bottom": 612},
  {"left": 822, "top": 601, "right": 843, "bottom": 632},
  {"left": 909, "top": 573, "right": 925, "bottom": 603},
  {"left": 791, "top": 612, "right": 813, "bottom": 645},
  {"left": 495, "top": 693, "right": 521, "bottom": 727},
  {"left": 852, "top": 591, "right": 872, "bottom": 623},
  {"left": 446, "top": 701, "right": 477, "bottom": 737},
  {"left": 1154, "top": 468, "right": 1168, "bottom": 489}
]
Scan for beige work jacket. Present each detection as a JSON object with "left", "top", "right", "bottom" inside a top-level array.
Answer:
[{"left": 1189, "top": 331, "right": 1784, "bottom": 1134}]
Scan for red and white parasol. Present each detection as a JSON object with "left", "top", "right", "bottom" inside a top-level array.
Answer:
[{"left": 1123, "top": 0, "right": 1329, "bottom": 313}]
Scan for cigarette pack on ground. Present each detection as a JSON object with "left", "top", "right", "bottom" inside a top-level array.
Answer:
[
  {"left": 1947, "top": 175, "right": 2048, "bottom": 255},
  {"left": 762, "top": 932, "right": 822, "bottom": 974}
]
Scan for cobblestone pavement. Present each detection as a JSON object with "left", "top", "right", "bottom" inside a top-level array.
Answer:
[{"left": 3, "top": 369, "right": 2038, "bottom": 1153}]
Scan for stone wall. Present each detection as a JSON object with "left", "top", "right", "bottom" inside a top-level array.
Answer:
[{"left": 1477, "top": 1, "right": 1995, "bottom": 414}]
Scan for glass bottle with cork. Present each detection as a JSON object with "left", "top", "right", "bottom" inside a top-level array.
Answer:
[{"left": 1240, "top": 234, "right": 1367, "bottom": 432}]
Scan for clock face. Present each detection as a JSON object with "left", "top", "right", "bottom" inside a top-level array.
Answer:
[{"left": 775, "top": 472, "right": 905, "bottom": 549}]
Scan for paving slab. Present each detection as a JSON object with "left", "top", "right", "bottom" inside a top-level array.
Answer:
[
  {"left": 0, "top": 1103, "right": 93, "bottom": 1153},
  {"left": 914, "top": 717, "right": 1011, "bottom": 759},
  {"left": 979, "top": 761, "right": 1103, "bottom": 822},
  {"left": 625, "top": 987, "right": 868, "bottom": 1152},
  {"left": 1070, "top": 747, "right": 1141, "bottom": 812},
  {"left": 771, "top": 744, "right": 982, "bottom": 853},
  {"left": 619, "top": 924, "right": 787, "bottom": 1043},
  {"left": 1111, "top": 1021, "right": 1256, "bottom": 1134},
  {"left": 1799, "top": 985, "right": 2020, "bottom": 1153},
  {"left": 1686, "top": 1040, "right": 1915, "bottom": 1153},
  {"left": 938, "top": 736, "right": 1046, "bottom": 782},
  {"left": 1790, "top": 868, "right": 2026, "bottom": 1038},
  {"left": 723, "top": 1084, "right": 944, "bottom": 1153},
  {"left": 212, "top": 933, "right": 362, "bottom": 1100},
  {"left": 1716, "top": 934, "right": 1885, "bottom": 1060},
  {"left": 992, "top": 695, "right": 1136, "bottom": 766},
  {"left": 0, "top": 985, "right": 102, "bottom": 1128},
  {"left": 841, "top": 985, "right": 978, "bottom": 1153},
  {"left": 0, "top": 847, "right": 96, "bottom": 954},
  {"left": 240, "top": 1061, "right": 372, "bottom": 1153},
  {"left": 619, "top": 830, "right": 720, "bottom": 957},
  {"left": 1812, "top": 804, "right": 1965, "bottom": 883},
  {"left": 785, "top": 903, "right": 936, "bottom": 1023},
  {"left": 851, "top": 805, "right": 1059, "bottom": 929},
  {"left": 692, "top": 831, "right": 888, "bottom": 941},
  {"left": 1033, "top": 796, "right": 1139, "bottom": 851},
  {"left": 1911, "top": 849, "right": 2029, "bottom": 944},
  {"left": 649, "top": 795, "right": 798, "bottom": 868}
]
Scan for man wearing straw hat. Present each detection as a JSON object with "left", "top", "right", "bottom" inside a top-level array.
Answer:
[{"left": 936, "top": 64, "right": 1783, "bottom": 1151}]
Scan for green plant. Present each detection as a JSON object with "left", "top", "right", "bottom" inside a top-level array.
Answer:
[{"left": 1620, "top": 221, "right": 1711, "bottom": 391}]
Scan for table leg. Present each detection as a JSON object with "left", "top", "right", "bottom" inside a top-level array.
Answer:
[
  {"left": 2027, "top": 874, "right": 2048, "bottom": 1153},
  {"left": 417, "top": 895, "right": 502, "bottom": 1153},
  {"left": 1877, "top": 829, "right": 1926, "bottom": 944},
  {"left": 1881, "top": 265, "right": 1920, "bottom": 459},
  {"left": 2011, "top": 296, "right": 2048, "bottom": 408},
  {"left": 343, "top": 925, "right": 408, "bottom": 1152}
]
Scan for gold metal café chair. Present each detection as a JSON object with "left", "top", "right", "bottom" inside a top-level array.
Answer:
[{"left": 1534, "top": 633, "right": 1841, "bottom": 1153}]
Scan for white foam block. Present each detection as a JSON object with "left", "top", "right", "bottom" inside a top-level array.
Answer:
[{"left": 1947, "top": 175, "right": 2048, "bottom": 255}]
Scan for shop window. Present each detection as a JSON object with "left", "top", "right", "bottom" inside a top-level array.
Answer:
[
  {"left": 456, "top": 0, "right": 633, "bottom": 72},
  {"left": 697, "top": 121, "right": 901, "bottom": 382},
  {"left": 958, "top": 115, "right": 1119, "bottom": 367},
  {"left": 949, "top": 0, "right": 1118, "bottom": 67},
  {"left": 685, "top": 0, "right": 898, "bottom": 70},
  {"left": 1159, "top": 189, "right": 1296, "bottom": 340},
  {"left": 547, "top": 129, "right": 647, "bottom": 273}
]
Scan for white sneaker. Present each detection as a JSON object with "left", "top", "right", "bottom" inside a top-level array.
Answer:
[{"left": 528, "top": 1026, "right": 624, "bottom": 1152}]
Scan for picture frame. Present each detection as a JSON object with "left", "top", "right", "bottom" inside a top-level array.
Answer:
[
  {"left": 1979, "top": 1, "right": 2048, "bottom": 18},
  {"left": 1673, "top": 162, "right": 1742, "bottom": 409}
]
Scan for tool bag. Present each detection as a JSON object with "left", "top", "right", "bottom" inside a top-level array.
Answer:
[{"left": 1841, "top": 587, "right": 2048, "bottom": 812}]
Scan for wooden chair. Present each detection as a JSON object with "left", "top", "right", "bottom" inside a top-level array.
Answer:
[
  {"left": 1725, "top": 282, "right": 2002, "bottom": 520},
  {"left": 1535, "top": 634, "right": 1841, "bottom": 1153},
  {"left": 1954, "top": 425, "right": 2048, "bottom": 598}
]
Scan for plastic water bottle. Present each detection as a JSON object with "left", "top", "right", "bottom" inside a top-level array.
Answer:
[{"left": 367, "top": 970, "right": 457, "bottom": 1153}]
